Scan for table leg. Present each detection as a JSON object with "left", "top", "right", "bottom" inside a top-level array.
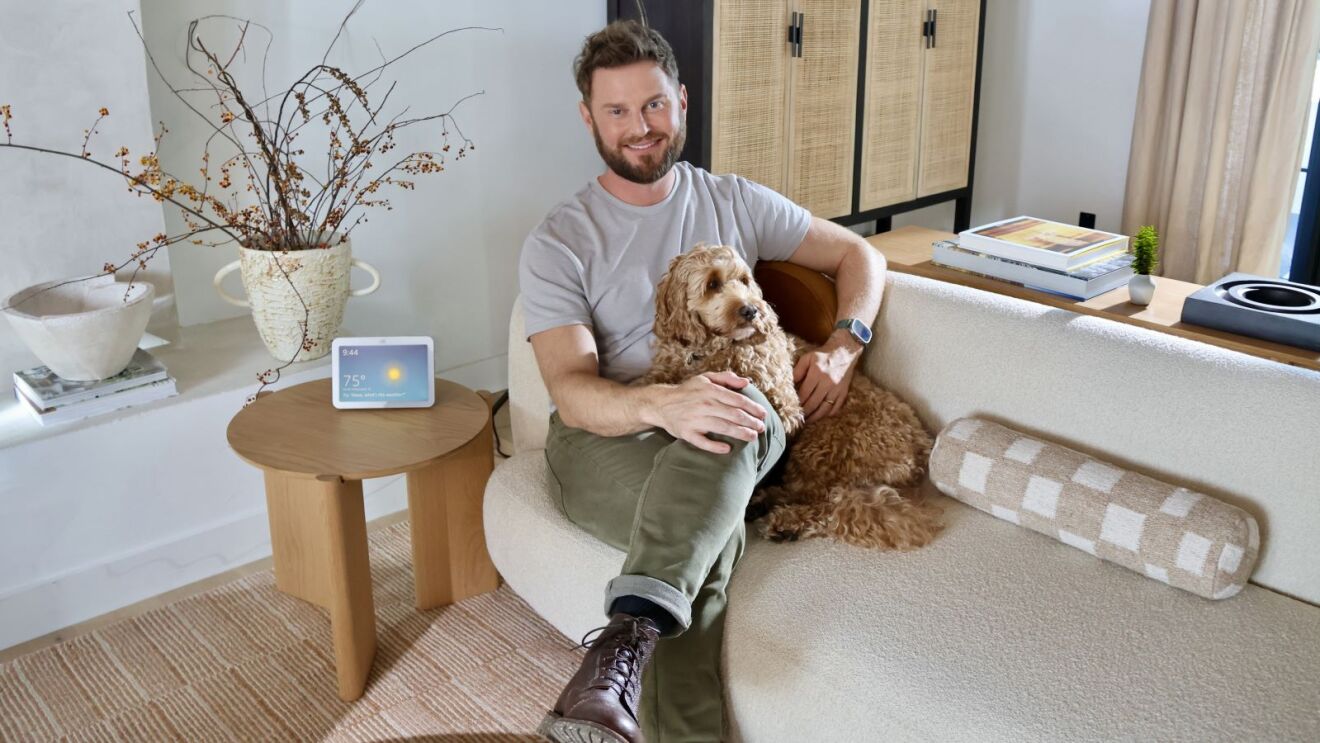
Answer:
[
  {"left": 407, "top": 414, "right": 499, "bottom": 610},
  {"left": 264, "top": 472, "right": 376, "bottom": 701}
]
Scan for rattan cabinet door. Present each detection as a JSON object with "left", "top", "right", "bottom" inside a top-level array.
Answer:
[
  {"left": 787, "top": 0, "right": 862, "bottom": 220},
  {"left": 916, "top": 0, "right": 980, "bottom": 198},
  {"left": 710, "top": 0, "right": 792, "bottom": 194},
  {"left": 858, "top": 0, "right": 925, "bottom": 212}
]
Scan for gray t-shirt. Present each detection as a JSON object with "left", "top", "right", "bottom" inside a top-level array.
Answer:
[{"left": 519, "top": 162, "right": 812, "bottom": 387}]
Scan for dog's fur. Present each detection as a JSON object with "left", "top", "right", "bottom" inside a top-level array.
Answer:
[{"left": 639, "top": 244, "right": 943, "bottom": 551}]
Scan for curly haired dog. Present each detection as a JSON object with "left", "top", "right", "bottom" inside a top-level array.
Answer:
[{"left": 638, "top": 243, "right": 943, "bottom": 551}]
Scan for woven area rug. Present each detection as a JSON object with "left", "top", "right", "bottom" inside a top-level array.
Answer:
[{"left": 0, "top": 521, "right": 583, "bottom": 742}]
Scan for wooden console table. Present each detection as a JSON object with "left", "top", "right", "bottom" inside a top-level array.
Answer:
[{"left": 867, "top": 226, "right": 1320, "bottom": 373}]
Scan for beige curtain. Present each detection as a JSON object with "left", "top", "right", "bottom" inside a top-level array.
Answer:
[{"left": 1122, "top": 0, "right": 1320, "bottom": 283}]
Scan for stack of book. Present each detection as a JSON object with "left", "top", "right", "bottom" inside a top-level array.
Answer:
[
  {"left": 12, "top": 348, "right": 178, "bottom": 426},
  {"left": 933, "top": 215, "right": 1134, "bottom": 300}
]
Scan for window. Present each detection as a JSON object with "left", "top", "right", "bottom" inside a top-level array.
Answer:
[{"left": 1285, "top": 52, "right": 1320, "bottom": 285}]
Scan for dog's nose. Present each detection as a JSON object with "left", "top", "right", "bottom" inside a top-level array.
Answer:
[{"left": 738, "top": 305, "right": 759, "bottom": 321}]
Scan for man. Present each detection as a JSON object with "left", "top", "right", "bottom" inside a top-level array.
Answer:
[{"left": 523, "top": 20, "right": 887, "bottom": 743}]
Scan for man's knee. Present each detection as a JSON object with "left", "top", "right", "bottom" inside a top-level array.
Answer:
[
  {"left": 733, "top": 382, "right": 781, "bottom": 440},
  {"left": 709, "top": 382, "right": 784, "bottom": 461},
  {"left": 739, "top": 381, "right": 783, "bottom": 437}
]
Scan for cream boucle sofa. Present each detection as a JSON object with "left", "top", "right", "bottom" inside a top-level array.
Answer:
[{"left": 484, "top": 267, "right": 1320, "bottom": 741}]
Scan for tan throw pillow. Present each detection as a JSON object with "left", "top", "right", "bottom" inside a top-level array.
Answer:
[{"left": 930, "top": 417, "right": 1260, "bottom": 599}]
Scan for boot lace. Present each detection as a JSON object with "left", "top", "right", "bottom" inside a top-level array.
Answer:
[{"left": 569, "top": 616, "right": 655, "bottom": 697}]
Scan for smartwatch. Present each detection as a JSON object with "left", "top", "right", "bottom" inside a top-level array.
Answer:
[{"left": 834, "top": 318, "right": 873, "bottom": 347}]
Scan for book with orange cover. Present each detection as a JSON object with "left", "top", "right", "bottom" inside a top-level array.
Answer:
[{"left": 959, "top": 216, "right": 1128, "bottom": 271}]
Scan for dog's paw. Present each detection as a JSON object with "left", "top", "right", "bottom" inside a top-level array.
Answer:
[
  {"left": 762, "top": 524, "right": 802, "bottom": 543},
  {"left": 759, "top": 513, "right": 804, "bottom": 543}
]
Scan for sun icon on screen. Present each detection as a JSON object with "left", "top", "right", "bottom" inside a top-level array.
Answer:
[{"left": 387, "top": 365, "right": 402, "bottom": 382}]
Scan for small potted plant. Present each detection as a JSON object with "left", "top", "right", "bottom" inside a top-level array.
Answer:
[{"left": 1128, "top": 225, "right": 1159, "bottom": 306}]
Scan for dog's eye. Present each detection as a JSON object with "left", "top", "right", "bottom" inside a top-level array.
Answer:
[{"left": 706, "top": 278, "right": 721, "bottom": 291}]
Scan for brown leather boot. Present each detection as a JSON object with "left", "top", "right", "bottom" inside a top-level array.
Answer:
[{"left": 537, "top": 613, "right": 661, "bottom": 743}]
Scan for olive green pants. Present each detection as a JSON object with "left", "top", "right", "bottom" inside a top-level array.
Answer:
[{"left": 543, "top": 383, "right": 787, "bottom": 743}]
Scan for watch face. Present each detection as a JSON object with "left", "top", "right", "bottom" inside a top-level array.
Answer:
[
  {"left": 839, "top": 318, "right": 871, "bottom": 344},
  {"left": 853, "top": 319, "right": 872, "bottom": 343}
]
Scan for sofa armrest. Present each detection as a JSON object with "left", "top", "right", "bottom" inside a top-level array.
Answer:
[
  {"left": 508, "top": 296, "right": 553, "bottom": 456},
  {"left": 754, "top": 260, "right": 838, "bottom": 345}
]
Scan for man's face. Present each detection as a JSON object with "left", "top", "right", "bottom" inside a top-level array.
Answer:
[{"left": 580, "top": 61, "right": 688, "bottom": 184}]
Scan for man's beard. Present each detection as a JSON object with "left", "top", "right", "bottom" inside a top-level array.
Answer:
[{"left": 592, "top": 119, "right": 687, "bottom": 184}]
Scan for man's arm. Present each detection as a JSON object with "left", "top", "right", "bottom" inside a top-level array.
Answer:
[
  {"left": 780, "top": 216, "right": 887, "bottom": 421},
  {"left": 529, "top": 324, "right": 659, "bottom": 436},
  {"left": 529, "top": 324, "right": 769, "bottom": 448},
  {"left": 784, "top": 216, "right": 887, "bottom": 355}
]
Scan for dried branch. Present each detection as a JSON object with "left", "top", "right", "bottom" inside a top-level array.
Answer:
[{"left": 2, "top": 0, "right": 494, "bottom": 407}]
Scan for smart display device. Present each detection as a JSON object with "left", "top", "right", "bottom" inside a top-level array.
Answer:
[{"left": 331, "top": 336, "right": 435, "bottom": 409}]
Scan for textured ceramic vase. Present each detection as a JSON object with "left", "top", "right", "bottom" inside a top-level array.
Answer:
[
  {"left": 213, "top": 236, "right": 380, "bottom": 362},
  {"left": 1128, "top": 273, "right": 1156, "bottom": 306},
  {"left": 2, "top": 273, "right": 155, "bottom": 380}
]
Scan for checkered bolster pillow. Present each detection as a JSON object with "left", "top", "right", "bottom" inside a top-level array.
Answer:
[{"left": 930, "top": 417, "right": 1260, "bottom": 600}]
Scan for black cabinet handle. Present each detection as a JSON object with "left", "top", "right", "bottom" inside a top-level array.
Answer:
[
  {"left": 788, "top": 12, "right": 804, "bottom": 58},
  {"left": 931, "top": 9, "right": 937, "bottom": 49}
]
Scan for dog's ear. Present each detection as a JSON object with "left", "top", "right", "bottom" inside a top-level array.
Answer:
[
  {"left": 742, "top": 264, "right": 781, "bottom": 333},
  {"left": 654, "top": 264, "right": 704, "bottom": 346}
]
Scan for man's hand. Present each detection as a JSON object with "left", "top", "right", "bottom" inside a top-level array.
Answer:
[
  {"left": 794, "top": 330, "right": 864, "bottom": 424},
  {"left": 646, "top": 371, "right": 768, "bottom": 454}
]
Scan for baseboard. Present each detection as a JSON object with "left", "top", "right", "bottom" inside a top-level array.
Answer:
[
  {"left": 0, "top": 475, "right": 410, "bottom": 652},
  {"left": 0, "top": 350, "right": 507, "bottom": 653}
]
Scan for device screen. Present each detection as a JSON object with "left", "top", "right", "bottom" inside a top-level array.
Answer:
[{"left": 337, "top": 343, "right": 430, "bottom": 403}]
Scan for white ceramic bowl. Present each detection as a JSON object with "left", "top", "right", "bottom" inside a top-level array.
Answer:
[{"left": 2, "top": 274, "right": 154, "bottom": 380}]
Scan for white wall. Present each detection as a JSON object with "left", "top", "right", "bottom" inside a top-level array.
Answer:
[
  {"left": 0, "top": 0, "right": 175, "bottom": 370},
  {"left": 895, "top": 0, "right": 1152, "bottom": 234},
  {"left": 0, "top": 0, "right": 607, "bottom": 650},
  {"left": 0, "top": 0, "right": 1156, "bottom": 649},
  {"left": 141, "top": 0, "right": 604, "bottom": 386},
  {"left": 1, "top": 0, "right": 1153, "bottom": 390}
]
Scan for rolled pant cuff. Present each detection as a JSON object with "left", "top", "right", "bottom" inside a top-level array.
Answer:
[{"left": 604, "top": 574, "right": 691, "bottom": 638}]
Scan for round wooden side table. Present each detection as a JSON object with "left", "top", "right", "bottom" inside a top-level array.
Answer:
[{"left": 226, "top": 377, "right": 499, "bottom": 701}]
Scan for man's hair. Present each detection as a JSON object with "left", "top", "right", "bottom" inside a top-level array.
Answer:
[{"left": 573, "top": 20, "right": 679, "bottom": 104}]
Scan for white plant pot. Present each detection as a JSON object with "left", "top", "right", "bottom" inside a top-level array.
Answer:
[
  {"left": 2, "top": 273, "right": 155, "bottom": 380},
  {"left": 212, "top": 236, "right": 380, "bottom": 362},
  {"left": 1128, "top": 274, "right": 1156, "bottom": 306}
]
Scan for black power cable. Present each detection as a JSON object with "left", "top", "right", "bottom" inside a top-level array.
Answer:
[{"left": 491, "top": 389, "right": 511, "bottom": 457}]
